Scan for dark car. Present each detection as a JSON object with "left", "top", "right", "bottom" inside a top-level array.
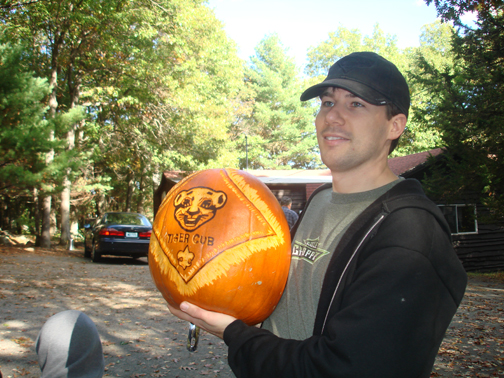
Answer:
[{"left": 84, "top": 212, "right": 152, "bottom": 262}]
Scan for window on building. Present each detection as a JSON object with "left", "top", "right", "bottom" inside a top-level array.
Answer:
[{"left": 438, "top": 204, "right": 478, "bottom": 235}]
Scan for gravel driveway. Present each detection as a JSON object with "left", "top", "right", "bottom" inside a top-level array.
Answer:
[{"left": 1, "top": 245, "right": 503, "bottom": 377}]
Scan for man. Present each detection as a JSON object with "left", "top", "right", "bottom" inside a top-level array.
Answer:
[
  {"left": 168, "top": 52, "right": 468, "bottom": 377},
  {"left": 280, "top": 196, "right": 298, "bottom": 229}
]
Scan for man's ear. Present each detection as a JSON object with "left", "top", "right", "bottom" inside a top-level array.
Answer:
[{"left": 388, "top": 113, "right": 407, "bottom": 140}]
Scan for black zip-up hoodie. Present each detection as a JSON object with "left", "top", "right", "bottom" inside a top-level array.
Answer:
[{"left": 223, "top": 179, "right": 467, "bottom": 378}]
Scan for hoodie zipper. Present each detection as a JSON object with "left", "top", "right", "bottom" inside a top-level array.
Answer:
[{"left": 320, "top": 213, "right": 386, "bottom": 333}]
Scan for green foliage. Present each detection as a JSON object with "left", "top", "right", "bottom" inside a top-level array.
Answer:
[
  {"left": 425, "top": 0, "right": 504, "bottom": 25},
  {"left": 0, "top": 29, "right": 88, "bottom": 236},
  {"left": 395, "top": 21, "right": 455, "bottom": 156},
  {"left": 0, "top": 36, "right": 54, "bottom": 192},
  {"left": 6, "top": 0, "right": 501, "bottom": 234},
  {"left": 82, "top": 0, "right": 246, "bottom": 213},
  {"left": 0, "top": 0, "right": 247, "bottom": 232},
  {"left": 241, "top": 34, "right": 320, "bottom": 169},
  {"left": 305, "top": 24, "right": 403, "bottom": 79},
  {"left": 305, "top": 24, "right": 443, "bottom": 157},
  {"left": 414, "top": 1, "right": 504, "bottom": 219}
]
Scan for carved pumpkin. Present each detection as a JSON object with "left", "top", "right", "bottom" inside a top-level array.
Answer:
[{"left": 149, "top": 168, "right": 291, "bottom": 325}]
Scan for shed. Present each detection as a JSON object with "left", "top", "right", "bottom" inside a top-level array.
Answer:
[
  {"left": 153, "top": 149, "right": 504, "bottom": 272},
  {"left": 390, "top": 148, "right": 504, "bottom": 272},
  {"left": 153, "top": 169, "right": 332, "bottom": 217}
]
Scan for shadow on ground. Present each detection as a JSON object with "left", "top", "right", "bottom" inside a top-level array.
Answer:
[
  {"left": 0, "top": 246, "right": 233, "bottom": 378},
  {"left": 1, "top": 245, "right": 503, "bottom": 377}
]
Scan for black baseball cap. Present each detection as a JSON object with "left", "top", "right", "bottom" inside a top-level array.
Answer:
[{"left": 300, "top": 52, "right": 410, "bottom": 117}]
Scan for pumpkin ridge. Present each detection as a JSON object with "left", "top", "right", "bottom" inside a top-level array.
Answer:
[{"left": 223, "top": 169, "right": 284, "bottom": 239}]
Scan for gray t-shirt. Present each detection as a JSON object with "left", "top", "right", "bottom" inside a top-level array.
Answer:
[{"left": 262, "top": 179, "right": 401, "bottom": 340}]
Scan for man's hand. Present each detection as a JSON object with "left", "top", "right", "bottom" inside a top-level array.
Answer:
[{"left": 167, "top": 302, "right": 237, "bottom": 339}]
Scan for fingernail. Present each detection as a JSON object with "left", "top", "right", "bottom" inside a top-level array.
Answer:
[{"left": 180, "top": 302, "right": 189, "bottom": 311}]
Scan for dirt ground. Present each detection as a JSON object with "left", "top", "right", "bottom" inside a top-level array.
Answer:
[{"left": 0, "top": 244, "right": 503, "bottom": 378}]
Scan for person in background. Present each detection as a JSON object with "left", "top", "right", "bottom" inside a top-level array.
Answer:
[
  {"left": 167, "top": 52, "right": 468, "bottom": 378},
  {"left": 280, "top": 197, "right": 298, "bottom": 230},
  {"left": 36, "top": 310, "right": 104, "bottom": 378}
]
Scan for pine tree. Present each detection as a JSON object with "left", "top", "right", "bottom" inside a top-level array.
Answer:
[
  {"left": 0, "top": 39, "right": 53, "bottom": 193},
  {"left": 242, "top": 34, "right": 320, "bottom": 169},
  {"left": 414, "top": 1, "right": 504, "bottom": 219}
]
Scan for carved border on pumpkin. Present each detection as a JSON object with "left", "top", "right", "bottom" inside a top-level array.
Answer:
[
  {"left": 150, "top": 230, "right": 285, "bottom": 297},
  {"left": 150, "top": 168, "right": 289, "bottom": 297}
]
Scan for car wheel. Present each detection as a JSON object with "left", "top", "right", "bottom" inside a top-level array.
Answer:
[
  {"left": 91, "top": 243, "right": 101, "bottom": 263},
  {"left": 84, "top": 239, "right": 91, "bottom": 258}
]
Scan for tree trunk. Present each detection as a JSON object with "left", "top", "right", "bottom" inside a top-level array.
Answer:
[
  {"left": 136, "top": 165, "right": 144, "bottom": 214},
  {"left": 59, "top": 79, "right": 79, "bottom": 246},
  {"left": 40, "top": 193, "right": 52, "bottom": 248},
  {"left": 96, "top": 191, "right": 106, "bottom": 217},
  {"left": 33, "top": 188, "right": 41, "bottom": 245},
  {"left": 50, "top": 194, "right": 58, "bottom": 236},
  {"left": 124, "top": 173, "right": 134, "bottom": 212},
  {"left": 60, "top": 173, "right": 72, "bottom": 246},
  {"left": 40, "top": 127, "right": 54, "bottom": 248},
  {"left": 39, "top": 35, "right": 61, "bottom": 248}
]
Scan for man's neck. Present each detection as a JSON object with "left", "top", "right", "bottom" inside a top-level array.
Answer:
[{"left": 331, "top": 164, "right": 399, "bottom": 194}]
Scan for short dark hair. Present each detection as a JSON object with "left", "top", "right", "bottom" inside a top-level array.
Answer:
[{"left": 280, "top": 197, "right": 292, "bottom": 206}]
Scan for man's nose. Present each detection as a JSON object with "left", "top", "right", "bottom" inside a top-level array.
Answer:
[{"left": 325, "top": 103, "right": 345, "bottom": 124}]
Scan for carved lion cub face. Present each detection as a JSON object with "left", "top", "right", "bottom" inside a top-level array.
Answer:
[{"left": 173, "top": 187, "right": 227, "bottom": 231}]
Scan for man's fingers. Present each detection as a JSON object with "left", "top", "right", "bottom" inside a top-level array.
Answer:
[
  {"left": 179, "top": 301, "right": 206, "bottom": 319},
  {"left": 167, "top": 303, "right": 196, "bottom": 323},
  {"left": 167, "top": 301, "right": 237, "bottom": 339}
]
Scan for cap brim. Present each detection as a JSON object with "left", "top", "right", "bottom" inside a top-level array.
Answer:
[{"left": 300, "top": 78, "right": 388, "bottom": 106}]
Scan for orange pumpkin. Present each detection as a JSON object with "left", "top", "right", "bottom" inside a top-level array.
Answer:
[{"left": 149, "top": 168, "right": 291, "bottom": 325}]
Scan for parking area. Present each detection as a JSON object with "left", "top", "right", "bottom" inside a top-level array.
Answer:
[{"left": 0, "top": 245, "right": 503, "bottom": 377}]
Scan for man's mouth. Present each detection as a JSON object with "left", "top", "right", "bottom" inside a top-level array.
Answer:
[{"left": 325, "top": 136, "right": 347, "bottom": 141}]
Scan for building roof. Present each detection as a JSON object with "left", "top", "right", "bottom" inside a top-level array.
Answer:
[
  {"left": 247, "top": 169, "right": 332, "bottom": 184},
  {"left": 251, "top": 149, "right": 444, "bottom": 182},
  {"left": 160, "top": 149, "right": 443, "bottom": 185},
  {"left": 388, "top": 148, "right": 443, "bottom": 176},
  {"left": 160, "top": 169, "right": 333, "bottom": 185}
]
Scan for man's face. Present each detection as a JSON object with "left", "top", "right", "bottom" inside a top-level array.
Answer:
[{"left": 315, "top": 87, "right": 397, "bottom": 175}]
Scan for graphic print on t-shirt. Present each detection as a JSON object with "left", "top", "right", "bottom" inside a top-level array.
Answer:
[{"left": 292, "top": 237, "right": 330, "bottom": 264}]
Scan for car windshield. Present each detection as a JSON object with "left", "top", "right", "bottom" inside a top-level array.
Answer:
[{"left": 105, "top": 213, "right": 149, "bottom": 226}]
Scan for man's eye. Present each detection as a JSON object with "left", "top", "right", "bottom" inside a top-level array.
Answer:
[
  {"left": 351, "top": 101, "right": 364, "bottom": 107},
  {"left": 322, "top": 101, "right": 334, "bottom": 107}
]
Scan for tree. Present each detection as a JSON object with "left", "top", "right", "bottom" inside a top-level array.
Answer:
[
  {"left": 1, "top": 0, "right": 246, "bottom": 239},
  {"left": 305, "top": 23, "right": 455, "bottom": 157},
  {"left": 0, "top": 37, "right": 51, "bottom": 192},
  {"left": 240, "top": 34, "right": 320, "bottom": 169},
  {"left": 82, "top": 0, "right": 246, "bottom": 213},
  {"left": 305, "top": 24, "right": 404, "bottom": 79},
  {"left": 425, "top": 0, "right": 503, "bottom": 25},
  {"left": 1, "top": 0, "right": 117, "bottom": 245},
  {"left": 395, "top": 21, "right": 455, "bottom": 156},
  {"left": 0, "top": 33, "right": 81, "bottom": 236},
  {"left": 413, "top": 1, "right": 504, "bottom": 219}
]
